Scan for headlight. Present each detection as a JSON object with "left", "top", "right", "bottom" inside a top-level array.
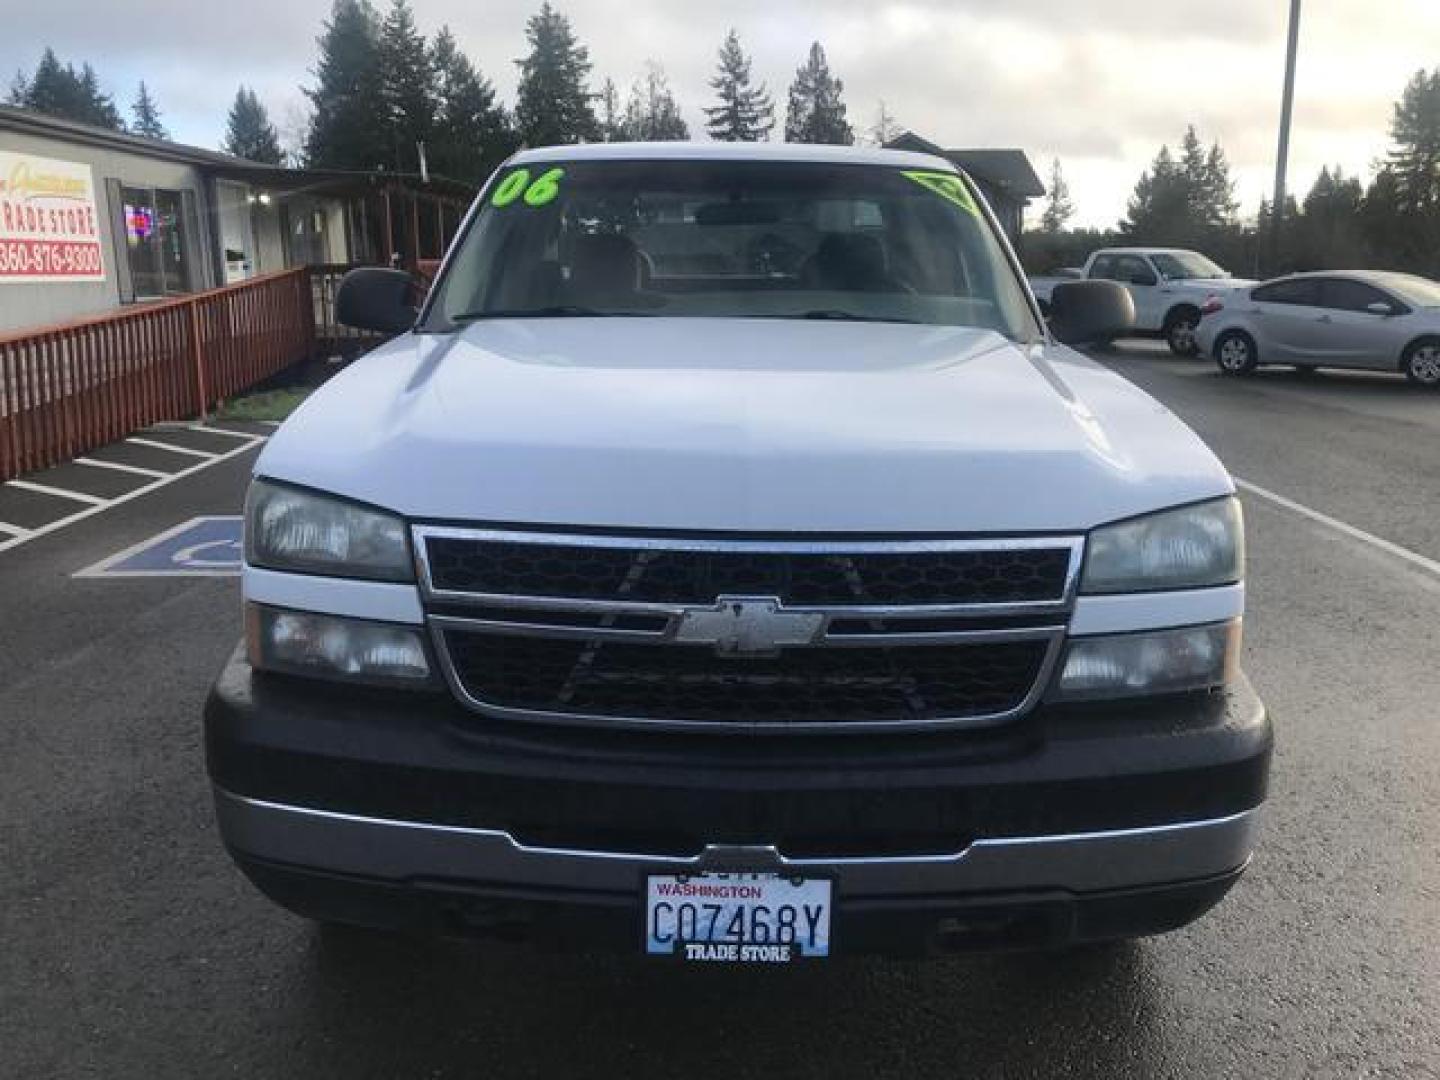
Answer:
[
  {"left": 246, "top": 604, "right": 433, "bottom": 686},
  {"left": 246, "top": 480, "right": 412, "bottom": 581},
  {"left": 1082, "top": 497, "right": 1242, "bottom": 594},
  {"left": 1050, "top": 621, "right": 1240, "bottom": 702}
]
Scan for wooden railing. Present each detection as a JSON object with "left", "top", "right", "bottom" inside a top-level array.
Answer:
[{"left": 0, "top": 267, "right": 315, "bottom": 481}]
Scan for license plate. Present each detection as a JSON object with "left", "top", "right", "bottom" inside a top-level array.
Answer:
[{"left": 645, "top": 872, "right": 832, "bottom": 962}]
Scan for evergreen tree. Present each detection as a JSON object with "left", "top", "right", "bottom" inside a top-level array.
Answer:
[
  {"left": 223, "top": 86, "right": 285, "bottom": 164},
  {"left": 598, "top": 77, "right": 623, "bottom": 141},
  {"left": 77, "top": 64, "right": 124, "bottom": 130},
  {"left": 867, "top": 100, "right": 903, "bottom": 147},
  {"left": 304, "top": 0, "right": 389, "bottom": 169},
  {"left": 10, "top": 49, "right": 124, "bottom": 130},
  {"left": 429, "top": 26, "right": 515, "bottom": 182},
  {"left": 130, "top": 81, "right": 168, "bottom": 139},
  {"left": 378, "top": 0, "right": 436, "bottom": 172},
  {"left": 704, "top": 30, "right": 773, "bottom": 142},
  {"left": 620, "top": 63, "right": 689, "bottom": 141},
  {"left": 514, "top": 3, "right": 599, "bottom": 146},
  {"left": 1122, "top": 128, "right": 1236, "bottom": 243},
  {"left": 1041, "top": 158, "right": 1075, "bottom": 233},
  {"left": 1387, "top": 69, "right": 1440, "bottom": 214},
  {"left": 784, "top": 42, "right": 852, "bottom": 145}
]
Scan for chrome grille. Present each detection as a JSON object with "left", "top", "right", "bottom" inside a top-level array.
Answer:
[{"left": 415, "top": 527, "right": 1082, "bottom": 734}]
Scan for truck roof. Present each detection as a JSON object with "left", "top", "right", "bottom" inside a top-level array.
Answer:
[
  {"left": 510, "top": 141, "right": 958, "bottom": 172},
  {"left": 1094, "top": 247, "right": 1202, "bottom": 257}
]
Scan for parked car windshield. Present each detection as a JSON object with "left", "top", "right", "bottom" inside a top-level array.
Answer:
[
  {"left": 1151, "top": 251, "right": 1227, "bottom": 280},
  {"left": 424, "top": 158, "right": 1039, "bottom": 340},
  {"left": 1378, "top": 273, "right": 1440, "bottom": 308}
]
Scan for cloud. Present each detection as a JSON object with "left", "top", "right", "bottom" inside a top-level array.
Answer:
[{"left": 2, "top": 0, "right": 1435, "bottom": 227}]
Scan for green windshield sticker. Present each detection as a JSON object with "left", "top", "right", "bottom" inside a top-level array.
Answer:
[
  {"left": 523, "top": 167, "right": 565, "bottom": 206},
  {"left": 491, "top": 168, "right": 531, "bottom": 207},
  {"left": 491, "top": 166, "right": 565, "bottom": 208},
  {"left": 901, "top": 170, "right": 979, "bottom": 218}
]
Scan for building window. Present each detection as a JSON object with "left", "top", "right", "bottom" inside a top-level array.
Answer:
[{"left": 121, "top": 185, "right": 192, "bottom": 297}]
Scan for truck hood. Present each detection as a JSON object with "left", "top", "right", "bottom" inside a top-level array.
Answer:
[{"left": 259, "top": 319, "right": 1234, "bottom": 533}]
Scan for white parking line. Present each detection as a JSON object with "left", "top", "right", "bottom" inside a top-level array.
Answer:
[
  {"left": 186, "top": 424, "right": 259, "bottom": 440},
  {"left": 1237, "top": 478, "right": 1440, "bottom": 580},
  {"left": 0, "top": 434, "right": 265, "bottom": 556},
  {"left": 0, "top": 520, "right": 31, "bottom": 538},
  {"left": 125, "top": 437, "right": 219, "bottom": 459},
  {"left": 74, "top": 457, "right": 169, "bottom": 479},
  {"left": 5, "top": 479, "right": 109, "bottom": 506}
]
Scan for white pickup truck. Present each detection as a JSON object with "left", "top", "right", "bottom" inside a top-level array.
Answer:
[
  {"left": 205, "top": 143, "right": 1270, "bottom": 962},
  {"left": 1031, "top": 247, "right": 1253, "bottom": 356}
]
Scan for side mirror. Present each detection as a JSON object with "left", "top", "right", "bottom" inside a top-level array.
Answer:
[
  {"left": 1367, "top": 301, "right": 1396, "bottom": 317},
  {"left": 1049, "top": 280, "right": 1137, "bottom": 347},
  {"left": 335, "top": 267, "right": 418, "bottom": 333}
]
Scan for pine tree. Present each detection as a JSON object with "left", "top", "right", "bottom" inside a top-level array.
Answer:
[
  {"left": 304, "top": 0, "right": 389, "bottom": 169},
  {"left": 598, "top": 77, "right": 623, "bottom": 141},
  {"left": 77, "top": 64, "right": 124, "bottom": 130},
  {"left": 514, "top": 3, "right": 599, "bottom": 146},
  {"left": 1122, "top": 128, "right": 1236, "bottom": 243},
  {"left": 867, "top": 100, "right": 903, "bottom": 147},
  {"left": 378, "top": 0, "right": 436, "bottom": 173},
  {"left": 224, "top": 86, "right": 285, "bottom": 164},
  {"left": 429, "top": 26, "right": 515, "bottom": 182},
  {"left": 784, "top": 43, "right": 852, "bottom": 145},
  {"left": 1387, "top": 69, "right": 1440, "bottom": 213},
  {"left": 130, "top": 81, "right": 168, "bottom": 139},
  {"left": 619, "top": 63, "right": 689, "bottom": 141},
  {"left": 11, "top": 49, "right": 124, "bottom": 130},
  {"left": 704, "top": 30, "right": 773, "bottom": 142},
  {"left": 1041, "top": 158, "right": 1075, "bottom": 233}
]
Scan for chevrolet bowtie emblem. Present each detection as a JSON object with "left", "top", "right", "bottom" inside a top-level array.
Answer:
[{"left": 671, "top": 596, "right": 825, "bottom": 656}]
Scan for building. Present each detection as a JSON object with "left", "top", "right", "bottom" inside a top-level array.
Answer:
[
  {"left": 0, "top": 105, "right": 474, "bottom": 334},
  {"left": 885, "top": 131, "right": 1044, "bottom": 240}
]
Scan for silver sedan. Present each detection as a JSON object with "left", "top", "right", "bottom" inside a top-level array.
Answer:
[{"left": 1194, "top": 270, "right": 1440, "bottom": 386}]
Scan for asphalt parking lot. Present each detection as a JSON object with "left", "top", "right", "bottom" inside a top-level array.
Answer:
[{"left": 2, "top": 343, "right": 1438, "bottom": 1079}]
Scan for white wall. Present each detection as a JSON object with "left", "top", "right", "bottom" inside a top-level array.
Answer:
[{"left": 0, "top": 128, "right": 214, "bottom": 332}]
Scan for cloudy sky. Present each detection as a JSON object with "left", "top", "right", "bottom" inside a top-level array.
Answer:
[{"left": 5, "top": 0, "right": 1437, "bottom": 227}]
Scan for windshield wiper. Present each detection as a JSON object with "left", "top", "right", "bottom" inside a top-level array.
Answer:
[
  {"left": 801, "top": 310, "right": 919, "bottom": 324},
  {"left": 451, "top": 305, "right": 652, "bottom": 321}
]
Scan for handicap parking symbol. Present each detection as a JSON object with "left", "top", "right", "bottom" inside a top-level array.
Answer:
[{"left": 77, "top": 516, "right": 244, "bottom": 578}]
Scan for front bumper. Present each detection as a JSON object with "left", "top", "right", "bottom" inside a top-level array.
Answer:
[{"left": 205, "top": 647, "right": 1271, "bottom": 953}]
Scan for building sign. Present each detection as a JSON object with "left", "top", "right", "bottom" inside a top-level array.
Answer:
[{"left": 0, "top": 151, "right": 106, "bottom": 283}]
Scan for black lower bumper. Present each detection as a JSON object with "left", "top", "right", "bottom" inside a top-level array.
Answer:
[
  {"left": 237, "top": 853, "right": 1245, "bottom": 956},
  {"left": 204, "top": 646, "right": 1270, "bottom": 954}
]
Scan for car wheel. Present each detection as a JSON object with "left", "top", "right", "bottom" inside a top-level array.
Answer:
[
  {"left": 1402, "top": 339, "right": 1440, "bottom": 387},
  {"left": 1165, "top": 311, "right": 1201, "bottom": 357},
  {"left": 1215, "top": 331, "right": 1258, "bottom": 376}
]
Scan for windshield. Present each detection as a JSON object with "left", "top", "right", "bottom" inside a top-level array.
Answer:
[
  {"left": 424, "top": 158, "right": 1039, "bottom": 340},
  {"left": 1150, "top": 251, "right": 1227, "bottom": 280},
  {"left": 1380, "top": 273, "right": 1440, "bottom": 308}
]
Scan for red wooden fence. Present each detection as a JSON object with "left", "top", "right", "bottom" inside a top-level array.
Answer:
[{"left": 0, "top": 267, "right": 315, "bottom": 481}]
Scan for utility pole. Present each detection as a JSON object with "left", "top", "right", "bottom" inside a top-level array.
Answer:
[{"left": 1270, "top": 0, "right": 1303, "bottom": 272}]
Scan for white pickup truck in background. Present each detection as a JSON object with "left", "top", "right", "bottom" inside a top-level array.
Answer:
[{"left": 1031, "top": 248, "right": 1254, "bottom": 355}]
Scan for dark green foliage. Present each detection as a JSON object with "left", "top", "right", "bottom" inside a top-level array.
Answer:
[
  {"left": 705, "top": 30, "right": 773, "bottom": 142},
  {"left": 304, "top": 0, "right": 389, "bottom": 169},
  {"left": 9, "top": 49, "right": 124, "bottom": 130},
  {"left": 224, "top": 86, "right": 285, "bottom": 164},
  {"left": 784, "top": 42, "right": 852, "bottom": 145},
  {"left": 429, "top": 26, "right": 516, "bottom": 182},
  {"left": 130, "top": 81, "right": 167, "bottom": 139},
  {"left": 514, "top": 3, "right": 599, "bottom": 146}
]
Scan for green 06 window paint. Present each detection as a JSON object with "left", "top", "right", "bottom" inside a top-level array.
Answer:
[
  {"left": 491, "top": 169, "right": 531, "bottom": 207},
  {"left": 490, "top": 167, "right": 565, "bottom": 208},
  {"left": 900, "top": 170, "right": 979, "bottom": 218}
]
